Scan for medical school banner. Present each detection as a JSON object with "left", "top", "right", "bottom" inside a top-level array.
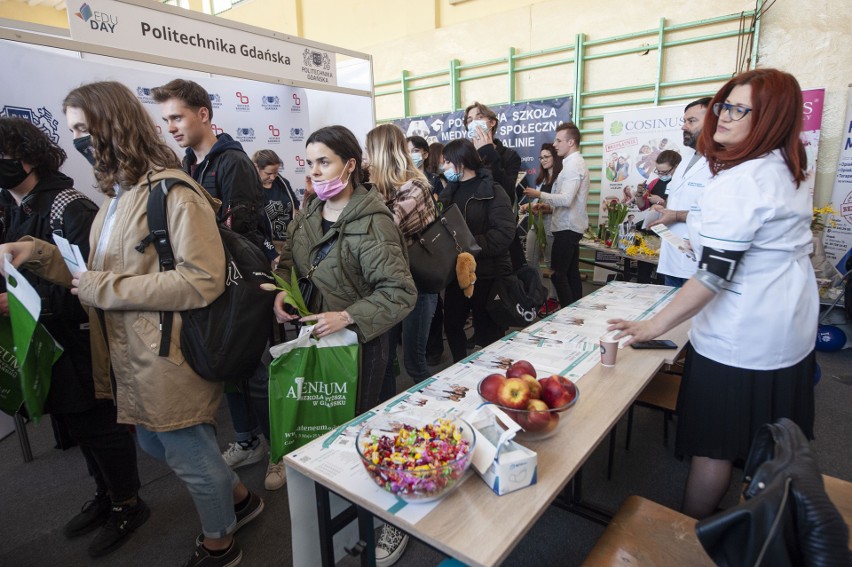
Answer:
[
  {"left": 391, "top": 97, "right": 572, "bottom": 187},
  {"left": 824, "top": 86, "right": 852, "bottom": 272},
  {"left": 0, "top": 41, "right": 310, "bottom": 203}
]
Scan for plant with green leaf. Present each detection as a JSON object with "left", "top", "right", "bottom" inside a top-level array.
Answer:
[
  {"left": 260, "top": 267, "right": 312, "bottom": 316},
  {"left": 605, "top": 198, "right": 628, "bottom": 247}
]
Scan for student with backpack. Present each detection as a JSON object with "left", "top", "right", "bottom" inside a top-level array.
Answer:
[
  {"left": 152, "top": 79, "right": 281, "bottom": 491},
  {"left": 1, "top": 82, "right": 262, "bottom": 567},
  {"left": 0, "top": 117, "right": 144, "bottom": 559}
]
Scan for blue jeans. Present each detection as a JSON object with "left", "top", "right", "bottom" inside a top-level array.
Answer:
[
  {"left": 136, "top": 424, "right": 239, "bottom": 539},
  {"left": 664, "top": 275, "right": 688, "bottom": 288},
  {"left": 225, "top": 359, "right": 271, "bottom": 443},
  {"left": 382, "top": 292, "right": 439, "bottom": 397},
  {"left": 402, "top": 292, "right": 439, "bottom": 382}
]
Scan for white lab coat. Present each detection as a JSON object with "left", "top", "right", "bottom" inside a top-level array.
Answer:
[
  {"left": 686, "top": 150, "right": 817, "bottom": 370},
  {"left": 657, "top": 147, "right": 714, "bottom": 278}
]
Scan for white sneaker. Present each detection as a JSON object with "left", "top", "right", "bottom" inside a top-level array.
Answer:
[
  {"left": 264, "top": 460, "right": 287, "bottom": 491},
  {"left": 222, "top": 441, "right": 265, "bottom": 469},
  {"left": 375, "top": 524, "right": 409, "bottom": 567}
]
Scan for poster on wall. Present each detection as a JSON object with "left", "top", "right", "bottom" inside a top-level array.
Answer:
[
  {"left": 0, "top": 41, "right": 310, "bottom": 203},
  {"left": 823, "top": 86, "right": 852, "bottom": 272},
  {"left": 391, "top": 97, "right": 572, "bottom": 187}
]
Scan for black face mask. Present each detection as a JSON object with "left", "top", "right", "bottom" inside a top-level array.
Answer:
[
  {"left": 73, "top": 135, "right": 97, "bottom": 166},
  {"left": 0, "top": 158, "right": 32, "bottom": 190}
]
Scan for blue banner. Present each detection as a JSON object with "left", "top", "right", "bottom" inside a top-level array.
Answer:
[{"left": 391, "top": 97, "right": 572, "bottom": 186}]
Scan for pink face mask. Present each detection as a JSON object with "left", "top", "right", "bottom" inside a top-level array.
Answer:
[{"left": 313, "top": 166, "right": 352, "bottom": 201}]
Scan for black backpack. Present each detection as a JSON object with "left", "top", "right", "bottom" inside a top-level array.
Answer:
[
  {"left": 485, "top": 265, "right": 547, "bottom": 328},
  {"left": 137, "top": 176, "right": 275, "bottom": 382}
]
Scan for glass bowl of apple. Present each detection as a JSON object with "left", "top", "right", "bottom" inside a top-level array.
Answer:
[
  {"left": 477, "top": 360, "right": 579, "bottom": 441},
  {"left": 356, "top": 411, "right": 476, "bottom": 503}
]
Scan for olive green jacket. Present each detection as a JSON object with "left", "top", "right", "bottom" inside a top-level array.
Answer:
[{"left": 277, "top": 185, "right": 416, "bottom": 342}]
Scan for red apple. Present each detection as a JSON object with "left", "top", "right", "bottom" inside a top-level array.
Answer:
[
  {"left": 506, "top": 359, "right": 537, "bottom": 379},
  {"left": 478, "top": 373, "right": 506, "bottom": 403},
  {"left": 520, "top": 375, "right": 542, "bottom": 399},
  {"left": 497, "top": 378, "right": 531, "bottom": 410},
  {"left": 517, "top": 399, "right": 557, "bottom": 432},
  {"left": 555, "top": 376, "right": 577, "bottom": 403},
  {"left": 540, "top": 375, "right": 573, "bottom": 409}
]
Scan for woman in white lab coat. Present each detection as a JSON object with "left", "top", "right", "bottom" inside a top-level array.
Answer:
[{"left": 607, "top": 68, "right": 817, "bottom": 519}]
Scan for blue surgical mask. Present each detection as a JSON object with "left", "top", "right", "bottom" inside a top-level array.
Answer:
[
  {"left": 658, "top": 174, "right": 672, "bottom": 182},
  {"left": 410, "top": 152, "right": 424, "bottom": 168},
  {"left": 444, "top": 166, "right": 460, "bottom": 182}
]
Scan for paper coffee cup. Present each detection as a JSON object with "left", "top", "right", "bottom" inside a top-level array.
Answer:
[{"left": 600, "top": 333, "right": 619, "bottom": 367}]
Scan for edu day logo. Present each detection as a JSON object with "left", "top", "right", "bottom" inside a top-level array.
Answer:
[
  {"left": 235, "top": 91, "right": 250, "bottom": 112},
  {"left": 289, "top": 127, "right": 304, "bottom": 141},
  {"left": 76, "top": 3, "right": 118, "bottom": 33},
  {"left": 294, "top": 155, "right": 306, "bottom": 174},
  {"left": 210, "top": 123, "right": 224, "bottom": 136},
  {"left": 290, "top": 93, "right": 301, "bottom": 112},
  {"left": 1, "top": 106, "right": 59, "bottom": 144},
  {"left": 235, "top": 127, "right": 255, "bottom": 143},
  {"left": 267, "top": 125, "right": 281, "bottom": 144},
  {"left": 208, "top": 93, "right": 222, "bottom": 110},
  {"left": 261, "top": 96, "right": 280, "bottom": 111}
]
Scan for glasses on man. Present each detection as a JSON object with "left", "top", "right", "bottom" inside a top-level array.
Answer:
[
  {"left": 653, "top": 166, "right": 674, "bottom": 176},
  {"left": 713, "top": 102, "right": 752, "bottom": 121}
]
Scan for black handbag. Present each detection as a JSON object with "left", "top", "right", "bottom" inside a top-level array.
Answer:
[
  {"left": 407, "top": 201, "right": 481, "bottom": 293},
  {"left": 695, "top": 418, "right": 851, "bottom": 567}
]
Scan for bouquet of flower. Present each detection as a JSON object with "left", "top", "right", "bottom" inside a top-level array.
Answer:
[
  {"left": 605, "top": 199, "right": 628, "bottom": 248},
  {"left": 527, "top": 205, "right": 548, "bottom": 258},
  {"left": 812, "top": 204, "right": 838, "bottom": 233}
]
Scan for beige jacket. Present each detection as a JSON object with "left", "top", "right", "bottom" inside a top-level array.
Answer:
[{"left": 24, "top": 169, "right": 226, "bottom": 431}]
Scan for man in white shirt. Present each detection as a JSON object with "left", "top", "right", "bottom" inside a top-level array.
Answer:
[
  {"left": 654, "top": 97, "right": 713, "bottom": 287},
  {"left": 524, "top": 122, "right": 590, "bottom": 307}
]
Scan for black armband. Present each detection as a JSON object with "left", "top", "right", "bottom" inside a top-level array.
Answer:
[{"left": 698, "top": 247, "right": 745, "bottom": 282}]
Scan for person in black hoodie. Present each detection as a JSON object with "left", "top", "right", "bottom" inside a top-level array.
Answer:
[
  {"left": 252, "top": 149, "right": 299, "bottom": 257},
  {"left": 0, "top": 117, "right": 144, "bottom": 557},
  {"left": 438, "top": 139, "right": 515, "bottom": 362},
  {"left": 152, "top": 79, "right": 279, "bottom": 488},
  {"left": 151, "top": 79, "right": 276, "bottom": 262}
]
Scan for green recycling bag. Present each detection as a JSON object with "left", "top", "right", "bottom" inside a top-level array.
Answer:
[
  {"left": 5, "top": 259, "right": 63, "bottom": 422},
  {"left": 268, "top": 326, "right": 359, "bottom": 462},
  {"left": 0, "top": 317, "right": 24, "bottom": 416}
]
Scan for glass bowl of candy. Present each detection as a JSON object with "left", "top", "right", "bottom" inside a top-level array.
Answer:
[{"left": 356, "top": 411, "right": 476, "bottom": 503}]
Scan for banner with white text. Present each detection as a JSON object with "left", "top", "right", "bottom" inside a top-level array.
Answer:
[{"left": 391, "top": 97, "right": 572, "bottom": 187}]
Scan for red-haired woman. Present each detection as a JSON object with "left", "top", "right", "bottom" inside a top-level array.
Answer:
[{"left": 608, "top": 69, "right": 817, "bottom": 519}]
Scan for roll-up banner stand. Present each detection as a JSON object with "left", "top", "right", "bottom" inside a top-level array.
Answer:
[{"left": 0, "top": 0, "right": 375, "bottom": 203}]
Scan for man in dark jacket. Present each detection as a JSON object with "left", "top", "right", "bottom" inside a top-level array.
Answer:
[
  {"left": 0, "top": 117, "right": 144, "bottom": 558},
  {"left": 464, "top": 102, "right": 526, "bottom": 271},
  {"left": 153, "top": 79, "right": 282, "bottom": 490},
  {"left": 151, "top": 79, "right": 276, "bottom": 262}
]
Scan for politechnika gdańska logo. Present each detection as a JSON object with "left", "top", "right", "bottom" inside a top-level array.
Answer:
[
  {"left": 1, "top": 106, "right": 60, "bottom": 143},
  {"left": 76, "top": 3, "right": 118, "bottom": 33}
]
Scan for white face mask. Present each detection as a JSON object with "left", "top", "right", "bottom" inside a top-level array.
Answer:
[{"left": 467, "top": 119, "right": 489, "bottom": 139}]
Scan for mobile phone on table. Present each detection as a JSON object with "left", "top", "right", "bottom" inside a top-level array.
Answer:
[{"left": 630, "top": 339, "right": 678, "bottom": 350}]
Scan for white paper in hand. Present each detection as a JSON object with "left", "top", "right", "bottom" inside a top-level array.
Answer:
[
  {"left": 650, "top": 224, "right": 696, "bottom": 261},
  {"left": 51, "top": 234, "right": 88, "bottom": 274}
]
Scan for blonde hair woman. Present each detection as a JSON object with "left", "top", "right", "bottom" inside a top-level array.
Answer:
[{"left": 365, "top": 124, "right": 437, "bottom": 390}]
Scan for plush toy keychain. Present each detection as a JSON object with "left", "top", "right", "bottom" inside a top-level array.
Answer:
[{"left": 456, "top": 252, "right": 476, "bottom": 298}]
